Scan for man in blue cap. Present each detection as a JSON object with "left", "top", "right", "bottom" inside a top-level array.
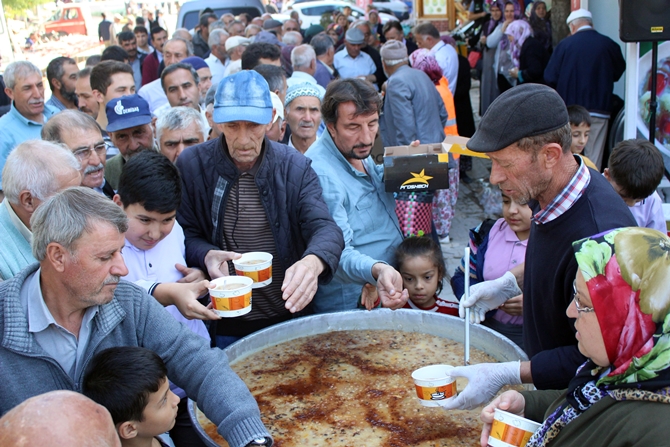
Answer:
[
  {"left": 103, "top": 94, "right": 154, "bottom": 190},
  {"left": 175, "top": 71, "right": 344, "bottom": 348}
]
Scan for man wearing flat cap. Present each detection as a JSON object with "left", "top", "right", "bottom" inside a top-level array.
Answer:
[
  {"left": 378, "top": 40, "right": 447, "bottom": 147},
  {"left": 284, "top": 82, "right": 323, "bottom": 153},
  {"left": 333, "top": 28, "right": 377, "bottom": 89},
  {"left": 175, "top": 70, "right": 344, "bottom": 347},
  {"left": 544, "top": 8, "right": 625, "bottom": 170},
  {"left": 439, "top": 84, "right": 636, "bottom": 410}
]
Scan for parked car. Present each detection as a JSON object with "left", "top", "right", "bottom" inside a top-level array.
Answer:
[
  {"left": 177, "top": 0, "right": 265, "bottom": 30},
  {"left": 288, "top": 1, "right": 396, "bottom": 29},
  {"left": 43, "top": 3, "right": 96, "bottom": 37},
  {"left": 283, "top": 0, "right": 407, "bottom": 21}
]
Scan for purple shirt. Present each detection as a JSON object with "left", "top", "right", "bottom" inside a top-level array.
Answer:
[
  {"left": 629, "top": 191, "right": 666, "bottom": 234},
  {"left": 482, "top": 218, "right": 527, "bottom": 325}
]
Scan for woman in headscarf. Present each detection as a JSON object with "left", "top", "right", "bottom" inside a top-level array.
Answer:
[
  {"left": 480, "top": 227, "right": 670, "bottom": 447},
  {"left": 326, "top": 22, "right": 345, "bottom": 48},
  {"left": 489, "top": 1, "right": 519, "bottom": 95},
  {"left": 478, "top": 0, "right": 505, "bottom": 115},
  {"left": 529, "top": 0, "right": 552, "bottom": 53},
  {"left": 407, "top": 49, "right": 459, "bottom": 243},
  {"left": 505, "top": 19, "right": 549, "bottom": 86}
]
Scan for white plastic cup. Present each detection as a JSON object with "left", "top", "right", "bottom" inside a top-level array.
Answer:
[
  {"left": 411, "top": 364, "right": 457, "bottom": 407},
  {"left": 209, "top": 276, "right": 253, "bottom": 317},
  {"left": 232, "top": 252, "right": 273, "bottom": 289},
  {"left": 487, "top": 409, "right": 541, "bottom": 447}
]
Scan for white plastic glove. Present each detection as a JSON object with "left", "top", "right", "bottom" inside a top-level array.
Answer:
[
  {"left": 459, "top": 271, "right": 522, "bottom": 323},
  {"left": 440, "top": 361, "right": 522, "bottom": 410}
]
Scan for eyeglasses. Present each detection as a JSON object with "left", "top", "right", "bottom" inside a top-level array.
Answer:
[
  {"left": 73, "top": 142, "right": 107, "bottom": 161},
  {"left": 572, "top": 279, "right": 595, "bottom": 314}
]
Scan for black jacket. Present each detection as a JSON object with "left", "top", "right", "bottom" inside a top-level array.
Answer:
[
  {"left": 518, "top": 36, "right": 549, "bottom": 85},
  {"left": 175, "top": 135, "right": 344, "bottom": 284},
  {"left": 192, "top": 31, "right": 210, "bottom": 59}
]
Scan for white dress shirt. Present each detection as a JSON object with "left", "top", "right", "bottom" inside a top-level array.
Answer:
[
  {"left": 430, "top": 40, "right": 459, "bottom": 95},
  {"left": 205, "top": 54, "right": 230, "bottom": 87},
  {"left": 333, "top": 49, "right": 377, "bottom": 89},
  {"left": 138, "top": 78, "right": 169, "bottom": 113}
]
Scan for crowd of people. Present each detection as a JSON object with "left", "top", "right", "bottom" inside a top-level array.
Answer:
[{"left": 0, "top": 2, "right": 669, "bottom": 447}]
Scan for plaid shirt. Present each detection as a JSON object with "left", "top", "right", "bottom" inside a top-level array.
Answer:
[{"left": 533, "top": 156, "right": 591, "bottom": 225}]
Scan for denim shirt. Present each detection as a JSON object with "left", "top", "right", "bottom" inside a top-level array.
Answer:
[
  {"left": 305, "top": 130, "right": 402, "bottom": 313},
  {"left": 0, "top": 103, "right": 55, "bottom": 189}
]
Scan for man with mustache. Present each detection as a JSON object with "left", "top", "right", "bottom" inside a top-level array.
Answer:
[
  {"left": 45, "top": 57, "right": 79, "bottom": 112},
  {"left": 305, "top": 78, "right": 408, "bottom": 313},
  {"left": 175, "top": 70, "right": 344, "bottom": 349},
  {"left": 284, "top": 83, "right": 322, "bottom": 154},
  {"left": 0, "top": 187, "right": 274, "bottom": 447},
  {"left": 103, "top": 94, "right": 155, "bottom": 191},
  {"left": 0, "top": 140, "right": 81, "bottom": 280},
  {"left": 42, "top": 110, "right": 115, "bottom": 198},
  {"left": 0, "top": 61, "right": 57, "bottom": 193}
]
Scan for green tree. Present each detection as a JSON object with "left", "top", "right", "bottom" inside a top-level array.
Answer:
[{"left": 3, "top": 0, "right": 51, "bottom": 17}]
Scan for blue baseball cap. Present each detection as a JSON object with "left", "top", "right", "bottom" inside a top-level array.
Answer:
[
  {"left": 106, "top": 94, "right": 152, "bottom": 132},
  {"left": 213, "top": 71, "right": 273, "bottom": 125}
]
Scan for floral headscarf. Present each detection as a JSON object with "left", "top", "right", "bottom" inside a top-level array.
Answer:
[
  {"left": 527, "top": 227, "right": 670, "bottom": 447},
  {"left": 504, "top": 19, "right": 533, "bottom": 67},
  {"left": 409, "top": 49, "right": 443, "bottom": 85}
]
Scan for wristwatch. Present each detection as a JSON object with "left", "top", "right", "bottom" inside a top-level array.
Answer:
[{"left": 246, "top": 438, "right": 270, "bottom": 446}]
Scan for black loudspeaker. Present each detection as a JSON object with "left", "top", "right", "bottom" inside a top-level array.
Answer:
[{"left": 620, "top": 0, "right": 670, "bottom": 42}]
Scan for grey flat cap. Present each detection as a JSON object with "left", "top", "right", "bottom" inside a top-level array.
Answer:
[
  {"left": 345, "top": 27, "right": 365, "bottom": 45},
  {"left": 263, "top": 19, "right": 282, "bottom": 30},
  {"left": 467, "top": 84, "right": 569, "bottom": 153}
]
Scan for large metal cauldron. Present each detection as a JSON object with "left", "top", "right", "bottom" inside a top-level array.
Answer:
[{"left": 188, "top": 309, "right": 528, "bottom": 446}]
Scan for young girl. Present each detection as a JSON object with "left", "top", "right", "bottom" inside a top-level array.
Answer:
[
  {"left": 451, "top": 193, "right": 532, "bottom": 350},
  {"left": 396, "top": 236, "right": 459, "bottom": 315}
]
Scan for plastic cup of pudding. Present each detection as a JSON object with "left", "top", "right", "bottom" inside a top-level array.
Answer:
[
  {"left": 411, "top": 365, "right": 457, "bottom": 407},
  {"left": 232, "top": 252, "right": 273, "bottom": 289},
  {"left": 487, "top": 409, "right": 541, "bottom": 447},
  {"left": 209, "top": 276, "right": 253, "bottom": 317}
]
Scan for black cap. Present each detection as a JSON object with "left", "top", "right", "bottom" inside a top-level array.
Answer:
[{"left": 467, "top": 84, "right": 569, "bottom": 153}]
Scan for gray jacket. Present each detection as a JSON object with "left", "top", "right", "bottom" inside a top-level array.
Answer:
[
  {"left": 0, "top": 263, "right": 271, "bottom": 447},
  {"left": 380, "top": 64, "right": 447, "bottom": 146}
]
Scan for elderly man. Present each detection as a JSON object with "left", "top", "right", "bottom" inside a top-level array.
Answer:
[
  {"left": 544, "top": 9, "right": 625, "bottom": 170},
  {"left": 75, "top": 67, "right": 100, "bottom": 120},
  {"left": 441, "top": 84, "right": 637, "bottom": 410},
  {"left": 175, "top": 70, "right": 343, "bottom": 347},
  {"left": 413, "top": 22, "right": 458, "bottom": 95},
  {"left": 141, "top": 26, "right": 168, "bottom": 86},
  {"left": 378, "top": 40, "right": 447, "bottom": 146},
  {"left": 45, "top": 57, "right": 79, "bottom": 111},
  {"left": 287, "top": 44, "right": 326, "bottom": 97},
  {"left": 223, "top": 36, "right": 251, "bottom": 77},
  {"left": 0, "top": 187, "right": 273, "bottom": 447},
  {"left": 0, "top": 391, "right": 121, "bottom": 447},
  {"left": 193, "top": 13, "right": 218, "bottom": 58},
  {"left": 206, "top": 29, "right": 230, "bottom": 86},
  {"left": 351, "top": 21, "right": 386, "bottom": 90},
  {"left": 283, "top": 19, "right": 300, "bottom": 35},
  {"left": 284, "top": 83, "right": 322, "bottom": 153},
  {"left": 204, "top": 85, "right": 220, "bottom": 140},
  {"left": 0, "top": 61, "right": 57, "bottom": 190},
  {"left": 305, "top": 78, "right": 408, "bottom": 313},
  {"left": 90, "top": 61, "right": 135, "bottom": 138},
  {"left": 227, "top": 20, "right": 246, "bottom": 37},
  {"left": 0, "top": 140, "right": 81, "bottom": 280},
  {"left": 282, "top": 31, "right": 302, "bottom": 46},
  {"left": 263, "top": 19, "right": 283, "bottom": 39},
  {"left": 310, "top": 33, "right": 336, "bottom": 89},
  {"left": 117, "top": 31, "right": 147, "bottom": 90},
  {"left": 254, "top": 64, "right": 288, "bottom": 104},
  {"left": 41, "top": 110, "right": 114, "bottom": 198},
  {"left": 333, "top": 28, "right": 376, "bottom": 89},
  {"left": 138, "top": 37, "right": 192, "bottom": 112},
  {"left": 157, "top": 106, "right": 207, "bottom": 162},
  {"left": 103, "top": 94, "right": 154, "bottom": 190}
]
